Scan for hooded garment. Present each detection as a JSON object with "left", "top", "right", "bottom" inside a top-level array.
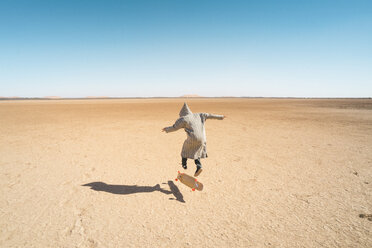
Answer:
[{"left": 164, "top": 103, "right": 224, "bottom": 159}]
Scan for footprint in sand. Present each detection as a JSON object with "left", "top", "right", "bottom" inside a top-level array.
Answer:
[
  {"left": 88, "top": 238, "right": 98, "bottom": 248},
  {"left": 65, "top": 208, "right": 98, "bottom": 247}
]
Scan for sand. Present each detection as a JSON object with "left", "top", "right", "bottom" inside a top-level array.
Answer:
[{"left": 0, "top": 98, "right": 371, "bottom": 247}]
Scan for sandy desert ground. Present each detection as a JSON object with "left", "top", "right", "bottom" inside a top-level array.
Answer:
[{"left": 0, "top": 98, "right": 371, "bottom": 247}]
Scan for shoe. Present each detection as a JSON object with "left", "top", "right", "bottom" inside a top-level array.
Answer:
[
  {"left": 194, "top": 166, "right": 203, "bottom": 177},
  {"left": 182, "top": 164, "right": 187, "bottom": 169}
]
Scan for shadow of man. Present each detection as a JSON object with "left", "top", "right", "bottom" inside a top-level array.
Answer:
[{"left": 82, "top": 181, "right": 185, "bottom": 203}]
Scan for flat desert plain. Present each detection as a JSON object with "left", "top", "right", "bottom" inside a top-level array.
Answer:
[{"left": 0, "top": 98, "right": 371, "bottom": 247}]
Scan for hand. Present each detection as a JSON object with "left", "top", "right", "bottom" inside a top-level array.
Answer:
[{"left": 223, "top": 115, "right": 227, "bottom": 119}]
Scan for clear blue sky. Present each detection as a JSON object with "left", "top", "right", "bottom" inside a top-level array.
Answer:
[{"left": 0, "top": 0, "right": 371, "bottom": 97}]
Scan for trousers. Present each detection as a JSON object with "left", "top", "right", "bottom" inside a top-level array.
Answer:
[{"left": 182, "top": 157, "right": 202, "bottom": 168}]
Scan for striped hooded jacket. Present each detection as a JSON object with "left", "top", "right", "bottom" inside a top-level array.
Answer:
[{"left": 164, "top": 103, "right": 224, "bottom": 159}]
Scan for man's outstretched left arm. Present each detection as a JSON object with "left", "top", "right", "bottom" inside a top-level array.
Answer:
[{"left": 162, "top": 118, "right": 185, "bottom": 133}]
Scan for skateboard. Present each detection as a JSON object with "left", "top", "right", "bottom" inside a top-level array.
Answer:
[{"left": 175, "top": 171, "right": 203, "bottom": 191}]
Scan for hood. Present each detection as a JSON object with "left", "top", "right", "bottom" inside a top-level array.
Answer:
[{"left": 179, "top": 103, "right": 192, "bottom": 117}]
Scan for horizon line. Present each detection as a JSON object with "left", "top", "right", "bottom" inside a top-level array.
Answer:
[{"left": 1, "top": 96, "right": 371, "bottom": 101}]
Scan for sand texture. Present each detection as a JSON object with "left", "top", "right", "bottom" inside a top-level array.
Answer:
[{"left": 0, "top": 98, "right": 371, "bottom": 247}]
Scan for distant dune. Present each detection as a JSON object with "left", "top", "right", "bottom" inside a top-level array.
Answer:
[
  {"left": 44, "top": 96, "right": 61, "bottom": 99},
  {"left": 0, "top": 96, "right": 21, "bottom": 100}
]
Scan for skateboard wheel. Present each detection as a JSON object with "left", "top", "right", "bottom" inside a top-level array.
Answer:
[
  {"left": 192, "top": 188, "right": 195, "bottom": 191},
  {"left": 175, "top": 179, "right": 178, "bottom": 181},
  {"left": 195, "top": 179, "right": 197, "bottom": 182}
]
